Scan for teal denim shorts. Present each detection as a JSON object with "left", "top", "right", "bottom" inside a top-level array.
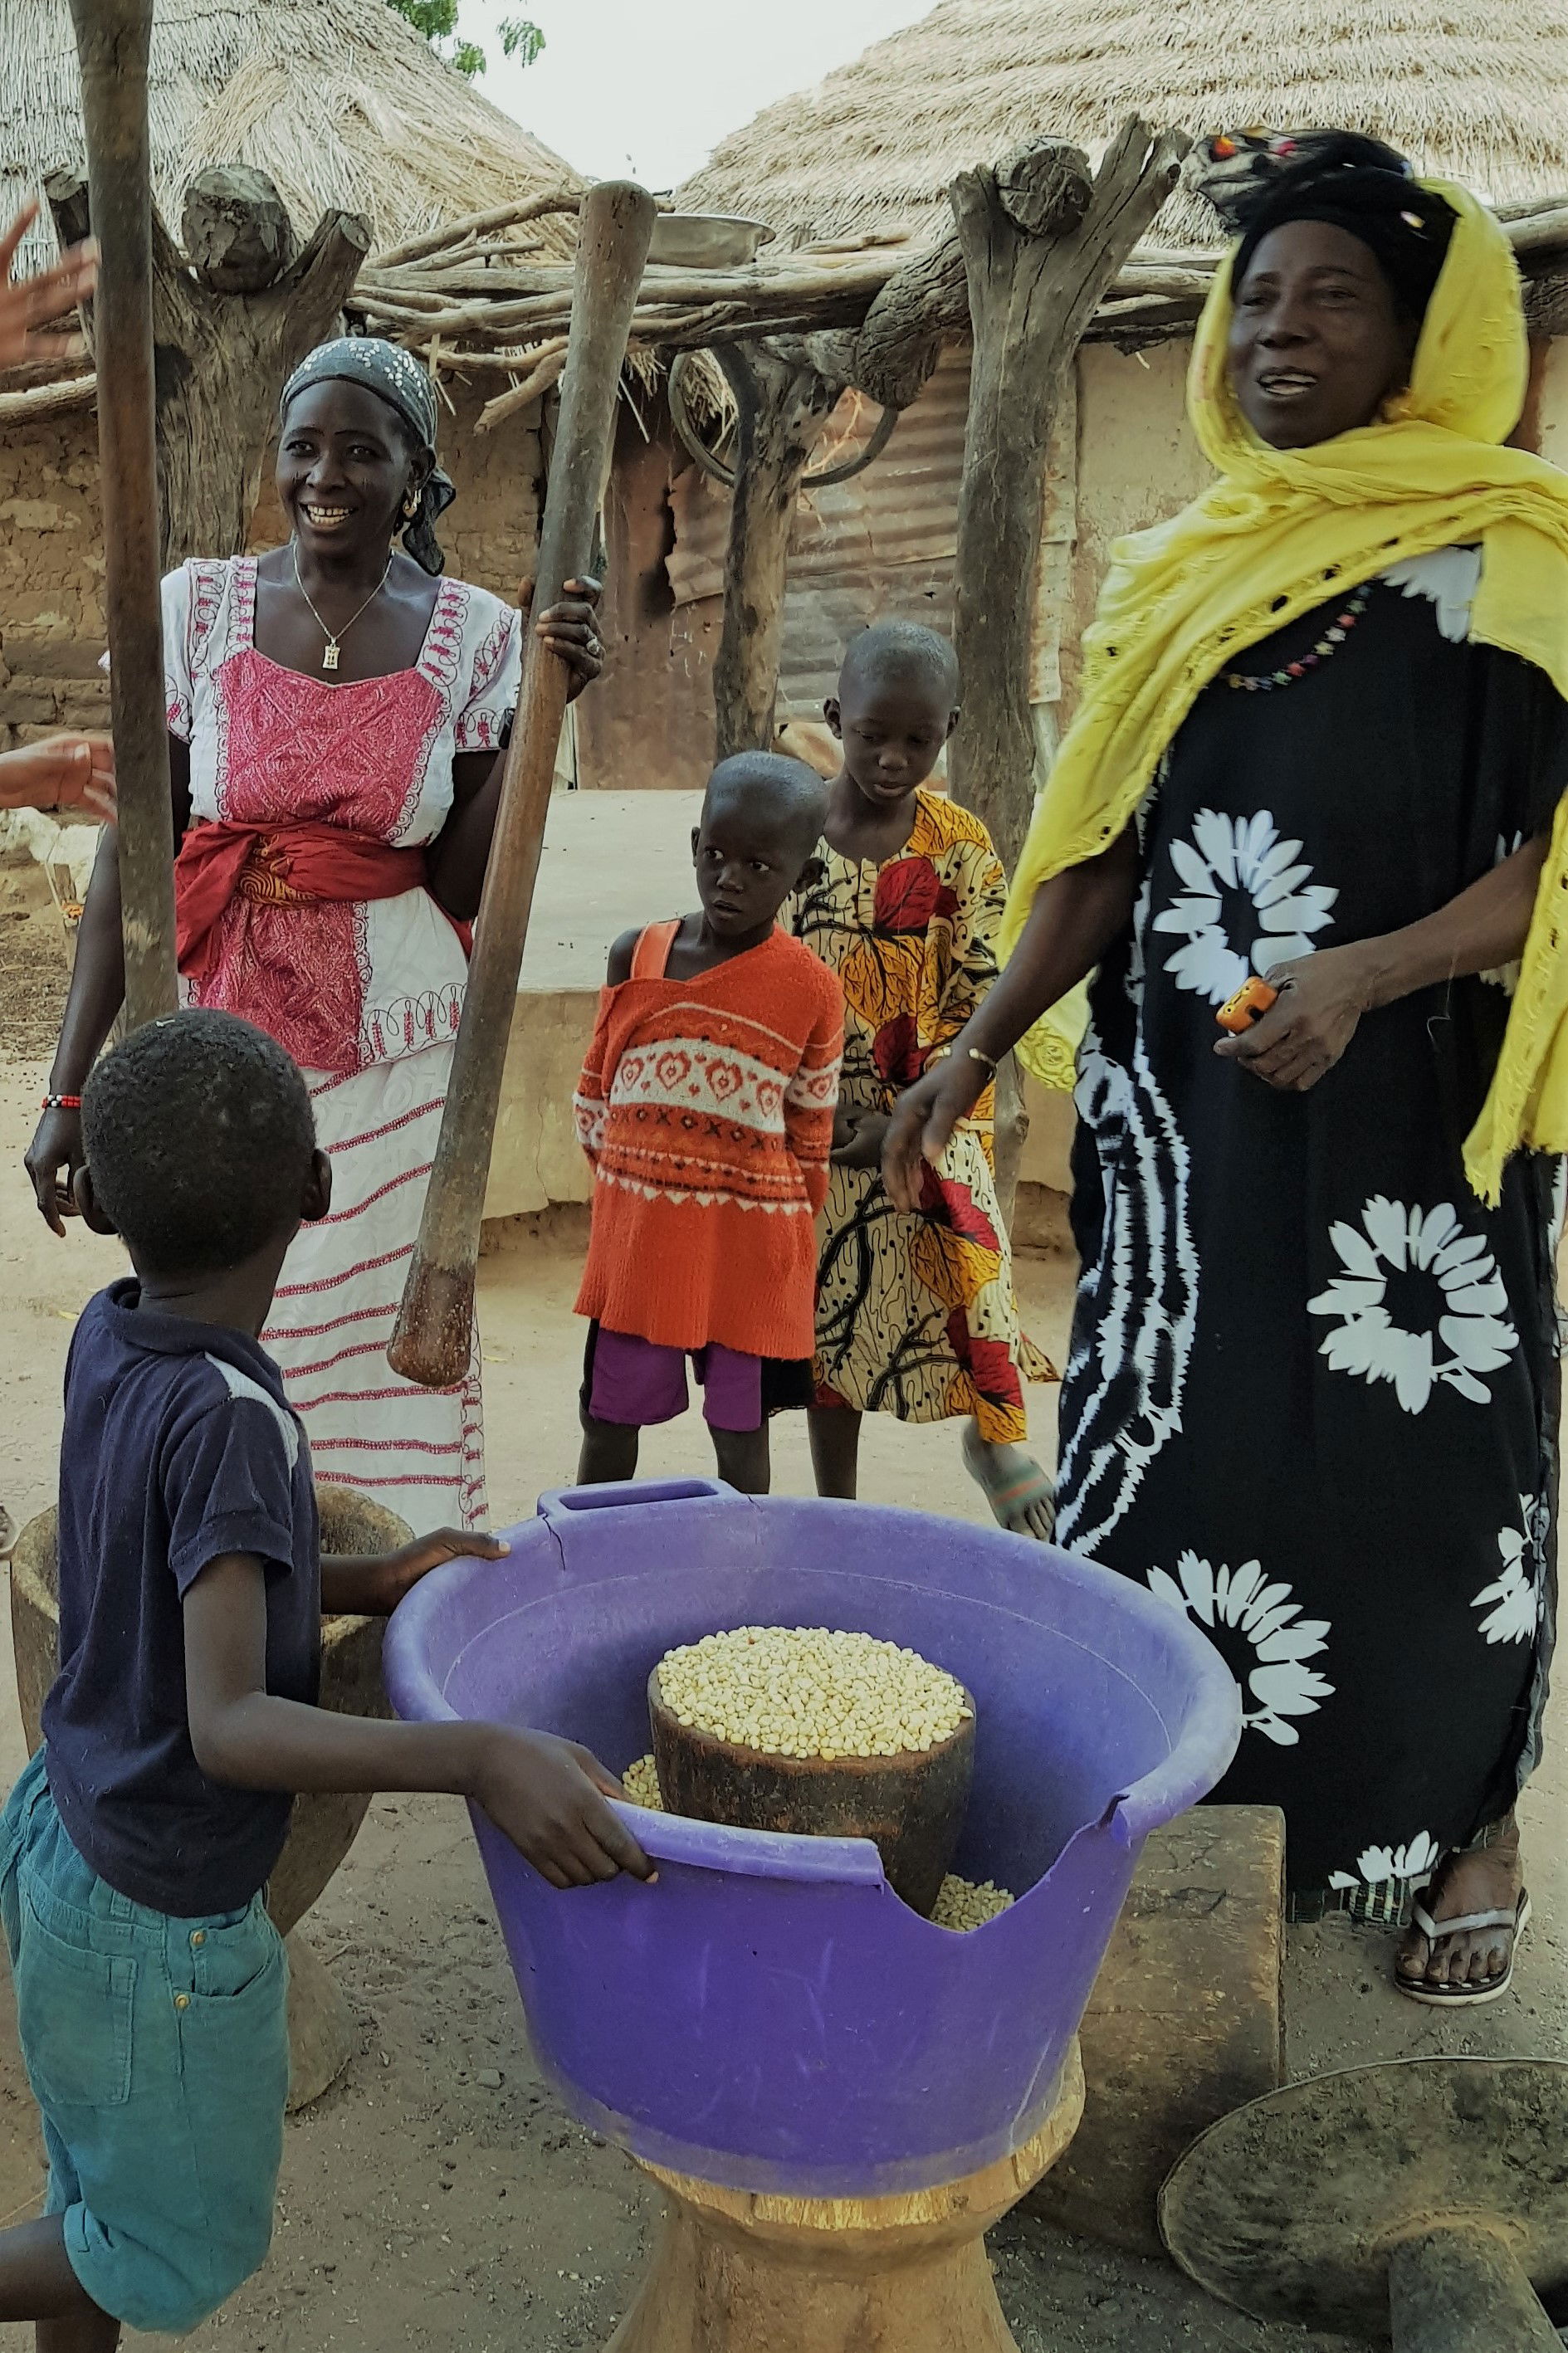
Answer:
[{"left": 0, "top": 1748, "right": 290, "bottom": 2335}]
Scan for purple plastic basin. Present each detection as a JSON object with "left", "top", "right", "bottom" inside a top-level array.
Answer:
[{"left": 385, "top": 1480, "right": 1240, "bottom": 2198}]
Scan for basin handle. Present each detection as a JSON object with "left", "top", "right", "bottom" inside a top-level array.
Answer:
[
  {"left": 608, "top": 1801, "right": 888, "bottom": 1888},
  {"left": 536, "top": 1478, "right": 737, "bottom": 1518}
]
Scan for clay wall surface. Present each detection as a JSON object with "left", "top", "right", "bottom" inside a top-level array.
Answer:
[
  {"left": 0, "top": 405, "right": 109, "bottom": 749},
  {"left": 1536, "top": 336, "right": 1568, "bottom": 470},
  {"left": 1067, "top": 338, "right": 1211, "bottom": 717}
]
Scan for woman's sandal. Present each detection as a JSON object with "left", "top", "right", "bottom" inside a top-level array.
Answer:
[
  {"left": 961, "top": 1428, "right": 1057, "bottom": 1542},
  {"left": 1395, "top": 1887, "right": 1532, "bottom": 2008}
]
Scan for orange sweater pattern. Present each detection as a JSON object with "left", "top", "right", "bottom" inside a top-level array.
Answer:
[{"left": 574, "top": 923, "right": 843, "bottom": 1359}]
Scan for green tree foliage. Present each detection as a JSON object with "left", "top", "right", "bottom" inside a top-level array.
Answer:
[
  {"left": 384, "top": 0, "right": 545, "bottom": 79},
  {"left": 500, "top": 18, "right": 546, "bottom": 65}
]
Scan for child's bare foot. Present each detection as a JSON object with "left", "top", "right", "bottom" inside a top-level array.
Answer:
[
  {"left": 1395, "top": 1821, "right": 1528, "bottom": 2004},
  {"left": 962, "top": 1423, "right": 1055, "bottom": 1542}
]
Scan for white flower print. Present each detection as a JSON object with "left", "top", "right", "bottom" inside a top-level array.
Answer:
[
  {"left": 1307, "top": 1197, "right": 1517, "bottom": 1413},
  {"left": 1329, "top": 1830, "right": 1442, "bottom": 1892},
  {"left": 1152, "top": 808, "right": 1337, "bottom": 1006},
  {"left": 1473, "top": 1494, "right": 1547, "bottom": 1646},
  {"left": 1381, "top": 545, "right": 1481, "bottom": 643},
  {"left": 1145, "top": 1552, "right": 1333, "bottom": 1746}
]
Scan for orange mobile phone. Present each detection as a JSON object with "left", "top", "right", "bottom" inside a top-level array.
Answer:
[{"left": 1216, "top": 977, "right": 1279, "bottom": 1035}]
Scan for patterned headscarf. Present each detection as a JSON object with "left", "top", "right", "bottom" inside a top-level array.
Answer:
[
  {"left": 1212, "top": 133, "right": 1459, "bottom": 324},
  {"left": 279, "top": 336, "right": 457, "bottom": 575}
]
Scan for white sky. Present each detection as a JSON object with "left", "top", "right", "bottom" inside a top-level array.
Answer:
[{"left": 457, "top": 0, "right": 934, "bottom": 191}]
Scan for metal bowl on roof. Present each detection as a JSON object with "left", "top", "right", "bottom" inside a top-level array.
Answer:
[{"left": 647, "top": 212, "right": 774, "bottom": 270}]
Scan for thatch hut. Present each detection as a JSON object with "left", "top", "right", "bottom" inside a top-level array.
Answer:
[
  {"left": 686, "top": 1, "right": 1568, "bottom": 252},
  {"left": 583, "top": 0, "right": 1568, "bottom": 793},
  {"left": 0, "top": 0, "right": 581, "bottom": 751}
]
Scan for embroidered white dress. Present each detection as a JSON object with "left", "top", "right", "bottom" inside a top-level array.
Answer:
[{"left": 163, "top": 555, "right": 522, "bottom": 1527}]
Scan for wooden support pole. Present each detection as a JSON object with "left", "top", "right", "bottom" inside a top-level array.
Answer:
[
  {"left": 948, "top": 122, "right": 1190, "bottom": 878},
  {"left": 711, "top": 340, "right": 843, "bottom": 759},
  {"left": 66, "top": 0, "right": 176, "bottom": 1028}
]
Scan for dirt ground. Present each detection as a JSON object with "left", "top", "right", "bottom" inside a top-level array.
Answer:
[{"left": 0, "top": 940, "right": 1565, "bottom": 2349}]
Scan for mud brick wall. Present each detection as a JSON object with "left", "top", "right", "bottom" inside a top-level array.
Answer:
[
  {"left": 0, "top": 377, "right": 544, "bottom": 751},
  {"left": 0, "top": 408, "right": 110, "bottom": 749}
]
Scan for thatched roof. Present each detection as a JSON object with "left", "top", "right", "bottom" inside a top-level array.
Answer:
[
  {"left": 680, "top": 1, "right": 1568, "bottom": 251},
  {"left": 0, "top": 0, "right": 581, "bottom": 270}
]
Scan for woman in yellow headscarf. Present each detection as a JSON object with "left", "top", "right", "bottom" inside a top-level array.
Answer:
[{"left": 886, "top": 133, "right": 1568, "bottom": 2001}]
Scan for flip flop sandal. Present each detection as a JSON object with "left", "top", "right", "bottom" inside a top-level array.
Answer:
[{"left": 1395, "top": 1889, "right": 1531, "bottom": 2007}]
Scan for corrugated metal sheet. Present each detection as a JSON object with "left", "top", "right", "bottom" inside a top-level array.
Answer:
[{"left": 666, "top": 349, "right": 1076, "bottom": 724}]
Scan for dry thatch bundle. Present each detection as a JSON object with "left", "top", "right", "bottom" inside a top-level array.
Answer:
[
  {"left": 679, "top": 0, "right": 1568, "bottom": 251},
  {"left": 0, "top": 0, "right": 581, "bottom": 270}
]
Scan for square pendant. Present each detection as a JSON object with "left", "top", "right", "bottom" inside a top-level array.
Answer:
[{"left": 322, "top": 642, "right": 340, "bottom": 672}]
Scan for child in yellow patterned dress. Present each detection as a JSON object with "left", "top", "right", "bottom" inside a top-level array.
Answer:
[{"left": 784, "top": 622, "right": 1055, "bottom": 1538}]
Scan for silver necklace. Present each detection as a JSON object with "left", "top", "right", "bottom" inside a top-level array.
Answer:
[{"left": 291, "top": 545, "right": 393, "bottom": 673}]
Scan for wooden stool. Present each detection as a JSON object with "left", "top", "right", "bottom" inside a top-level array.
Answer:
[
  {"left": 606, "top": 2041, "right": 1084, "bottom": 2353},
  {"left": 1025, "top": 1804, "right": 1285, "bottom": 2256}
]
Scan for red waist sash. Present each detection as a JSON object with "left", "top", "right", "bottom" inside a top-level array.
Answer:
[{"left": 175, "top": 821, "right": 450, "bottom": 986}]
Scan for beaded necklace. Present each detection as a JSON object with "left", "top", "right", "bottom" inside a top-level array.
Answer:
[{"left": 1223, "top": 583, "right": 1374, "bottom": 694}]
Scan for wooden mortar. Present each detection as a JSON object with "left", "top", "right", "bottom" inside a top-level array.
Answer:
[{"left": 648, "top": 1665, "right": 975, "bottom": 1917}]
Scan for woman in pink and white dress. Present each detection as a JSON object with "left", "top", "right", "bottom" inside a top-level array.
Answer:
[{"left": 27, "top": 338, "right": 602, "bottom": 1527}]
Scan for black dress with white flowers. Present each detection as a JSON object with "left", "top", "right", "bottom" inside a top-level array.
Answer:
[{"left": 1061, "top": 547, "right": 1568, "bottom": 1909}]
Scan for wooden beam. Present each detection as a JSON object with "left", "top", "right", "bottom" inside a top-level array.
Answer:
[
  {"left": 0, "top": 373, "right": 96, "bottom": 422},
  {"left": 340, "top": 193, "right": 1568, "bottom": 375},
  {"left": 369, "top": 190, "right": 583, "bottom": 272}
]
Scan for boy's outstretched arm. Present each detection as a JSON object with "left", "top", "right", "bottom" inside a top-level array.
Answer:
[{"left": 183, "top": 1552, "right": 654, "bottom": 1891}]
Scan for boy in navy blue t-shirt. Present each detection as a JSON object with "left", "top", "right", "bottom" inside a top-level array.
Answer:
[{"left": 0, "top": 1010, "right": 650, "bottom": 2350}]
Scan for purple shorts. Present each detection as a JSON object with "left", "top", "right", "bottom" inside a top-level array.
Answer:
[{"left": 584, "top": 1325, "right": 764, "bottom": 1433}]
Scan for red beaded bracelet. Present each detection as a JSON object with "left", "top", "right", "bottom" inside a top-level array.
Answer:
[{"left": 41, "top": 1093, "right": 82, "bottom": 1111}]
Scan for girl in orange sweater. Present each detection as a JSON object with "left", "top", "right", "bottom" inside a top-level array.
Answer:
[{"left": 574, "top": 754, "right": 843, "bottom": 1492}]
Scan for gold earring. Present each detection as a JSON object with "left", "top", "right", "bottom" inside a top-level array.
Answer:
[{"left": 403, "top": 492, "right": 420, "bottom": 518}]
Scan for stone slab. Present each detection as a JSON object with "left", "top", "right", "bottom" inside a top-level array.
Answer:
[{"left": 1023, "top": 1804, "right": 1285, "bottom": 2259}]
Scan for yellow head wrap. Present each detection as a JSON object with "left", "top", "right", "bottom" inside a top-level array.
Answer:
[{"left": 1002, "top": 182, "right": 1568, "bottom": 1201}]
